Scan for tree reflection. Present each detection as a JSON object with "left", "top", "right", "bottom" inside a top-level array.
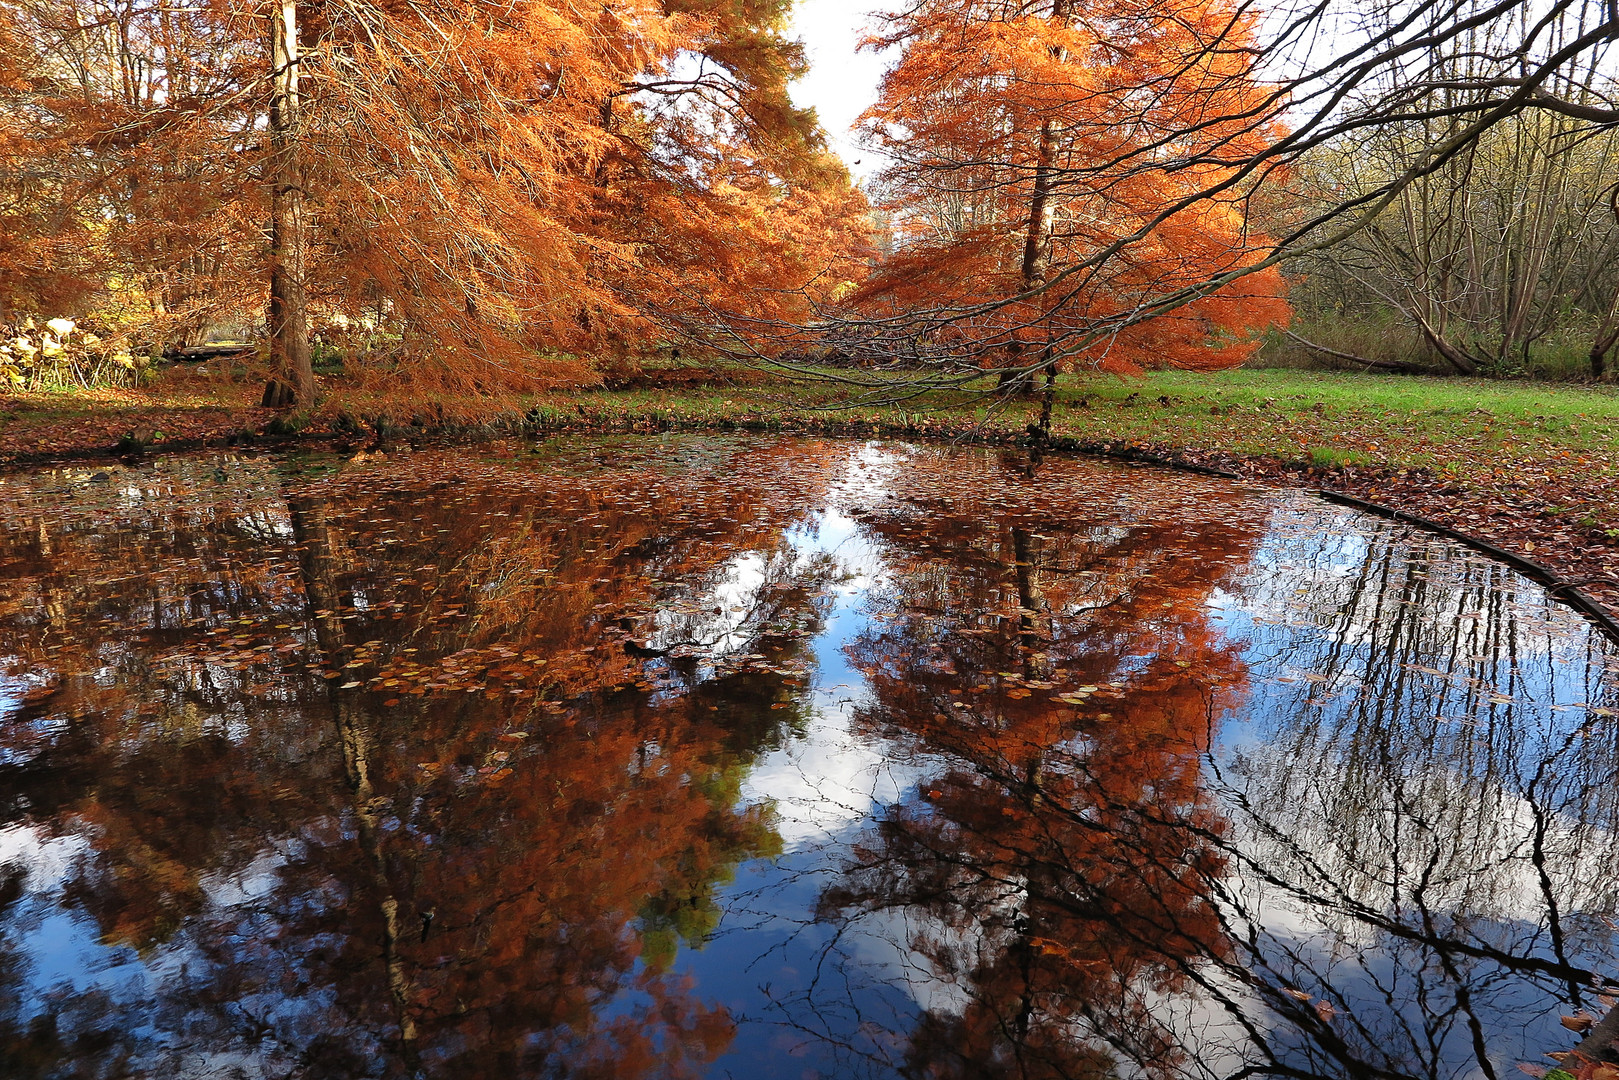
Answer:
[
  {"left": 1191, "top": 514, "right": 1619, "bottom": 1080},
  {"left": 0, "top": 441, "right": 848, "bottom": 1078},
  {"left": 1, "top": 445, "right": 1616, "bottom": 1080},
  {"left": 812, "top": 456, "right": 1619, "bottom": 1080},
  {"left": 816, "top": 452, "right": 1266, "bottom": 1079}
]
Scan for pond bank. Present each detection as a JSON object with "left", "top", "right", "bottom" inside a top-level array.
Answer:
[{"left": 2, "top": 365, "right": 1616, "bottom": 630}]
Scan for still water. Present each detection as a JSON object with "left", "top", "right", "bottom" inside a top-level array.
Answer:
[{"left": 0, "top": 435, "right": 1614, "bottom": 1080}]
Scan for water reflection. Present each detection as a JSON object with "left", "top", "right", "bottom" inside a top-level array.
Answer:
[
  {"left": 0, "top": 437, "right": 1612, "bottom": 1079},
  {"left": 808, "top": 483, "right": 1260, "bottom": 1080}
]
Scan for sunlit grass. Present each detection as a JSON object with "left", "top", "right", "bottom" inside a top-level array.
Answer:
[{"left": 4, "top": 362, "right": 1615, "bottom": 526}]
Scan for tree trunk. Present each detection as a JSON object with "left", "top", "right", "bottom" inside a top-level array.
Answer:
[
  {"left": 263, "top": 0, "right": 313, "bottom": 409},
  {"left": 1408, "top": 303, "right": 1480, "bottom": 374},
  {"left": 1593, "top": 191, "right": 1619, "bottom": 380},
  {"left": 1035, "top": 343, "right": 1059, "bottom": 435},
  {"left": 1591, "top": 299, "right": 1618, "bottom": 380},
  {"left": 1001, "top": 0, "right": 1069, "bottom": 395},
  {"left": 1000, "top": 124, "right": 1058, "bottom": 396},
  {"left": 1019, "top": 121, "right": 1062, "bottom": 295}
]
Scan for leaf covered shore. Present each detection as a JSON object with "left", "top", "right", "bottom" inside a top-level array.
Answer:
[{"left": 3, "top": 365, "right": 1616, "bottom": 622}]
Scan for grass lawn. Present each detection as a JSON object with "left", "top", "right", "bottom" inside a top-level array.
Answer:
[
  {"left": 1042, "top": 370, "right": 1619, "bottom": 524},
  {"left": 1050, "top": 369, "right": 1619, "bottom": 473}
]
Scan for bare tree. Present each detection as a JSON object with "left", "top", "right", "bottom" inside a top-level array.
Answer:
[{"left": 1281, "top": 31, "right": 1619, "bottom": 377}]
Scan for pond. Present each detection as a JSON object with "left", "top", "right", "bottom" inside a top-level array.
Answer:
[{"left": 0, "top": 435, "right": 1615, "bottom": 1080}]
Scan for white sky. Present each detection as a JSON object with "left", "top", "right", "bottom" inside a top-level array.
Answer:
[{"left": 789, "top": 0, "right": 890, "bottom": 183}]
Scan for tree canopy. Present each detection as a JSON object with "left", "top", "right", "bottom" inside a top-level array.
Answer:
[
  {"left": 0, "top": 0, "right": 871, "bottom": 399},
  {"left": 3, "top": 0, "right": 1616, "bottom": 399},
  {"left": 849, "top": 0, "right": 1292, "bottom": 379}
]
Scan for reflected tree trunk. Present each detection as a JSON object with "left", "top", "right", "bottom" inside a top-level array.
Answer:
[
  {"left": 288, "top": 495, "right": 422, "bottom": 1070},
  {"left": 1011, "top": 527, "right": 1050, "bottom": 672},
  {"left": 1011, "top": 526, "right": 1053, "bottom": 800}
]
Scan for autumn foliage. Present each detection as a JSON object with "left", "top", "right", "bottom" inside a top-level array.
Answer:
[
  {"left": 0, "top": 0, "right": 1300, "bottom": 402},
  {"left": 852, "top": 0, "right": 1290, "bottom": 375},
  {"left": 0, "top": 0, "right": 870, "bottom": 396}
]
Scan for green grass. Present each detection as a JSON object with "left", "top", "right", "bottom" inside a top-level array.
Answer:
[
  {"left": 525, "top": 366, "right": 1619, "bottom": 526},
  {"left": 552, "top": 366, "right": 1619, "bottom": 462},
  {"left": 1128, "top": 368, "right": 1619, "bottom": 421},
  {"left": 5, "top": 362, "right": 1617, "bottom": 529}
]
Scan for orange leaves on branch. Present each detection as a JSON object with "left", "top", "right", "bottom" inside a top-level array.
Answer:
[
  {"left": 0, "top": 0, "right": 870, "bottom": 389},
  {"left": 851, "top": 0, "right": 1289, "bottom": 373},
  {"left": 301, "top": 0, "right": 870, "bottom": 384}
]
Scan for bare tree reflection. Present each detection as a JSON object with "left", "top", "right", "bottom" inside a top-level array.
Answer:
[{"left": 812, "top": 472, "right": 1619, "bottom": 1080}]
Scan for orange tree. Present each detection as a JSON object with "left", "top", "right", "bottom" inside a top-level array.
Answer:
[
  {"left": 844, "top": 0, "right": 1289, "bottom": 388},
  {"left": 0, "top": 0, "right": 869, "bottom": 402}
]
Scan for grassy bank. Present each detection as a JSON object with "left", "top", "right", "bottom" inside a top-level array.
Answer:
[
  {"left": 543, "top": 368, "right": 1619, "bottom": 528},
  {"left": 3, "top": 363, "right": 1617, "bottom": 619}
]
